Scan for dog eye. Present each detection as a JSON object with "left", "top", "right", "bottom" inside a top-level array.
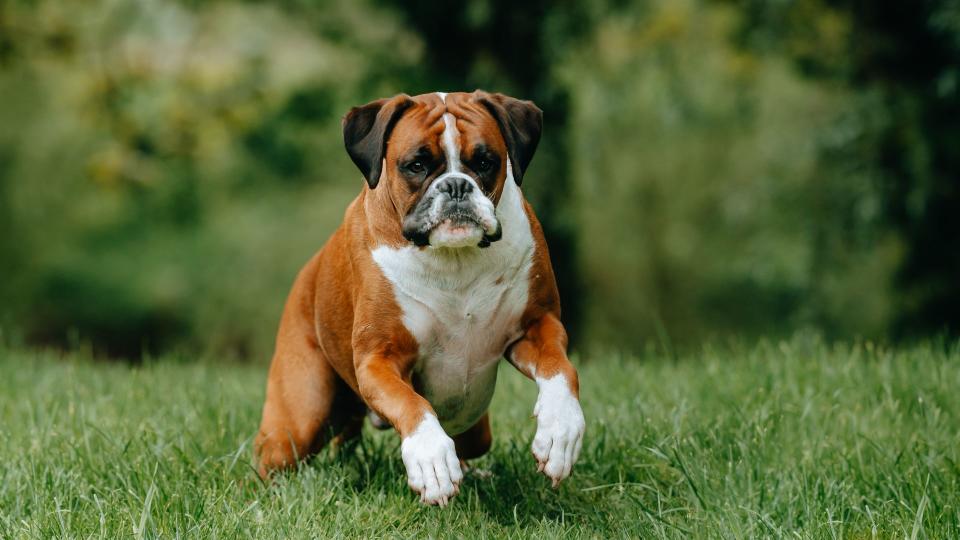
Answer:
[
  {"left": 406, "top": 161, "right": 425, "bottom": 173},
  {"left": 476, "top": 159, "right": 493, "bottom": 173}
]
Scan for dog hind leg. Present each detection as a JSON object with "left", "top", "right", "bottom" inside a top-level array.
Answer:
[
  {"left": 254, "top": 266, "right": 364, "bottom": 478},
  {"left": 453, "top": 413, "right": 493, "bottom": 460}
]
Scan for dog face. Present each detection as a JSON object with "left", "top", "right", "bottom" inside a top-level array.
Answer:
[{"left": 343, "top": 91, "right": 542, "bottom": 248}]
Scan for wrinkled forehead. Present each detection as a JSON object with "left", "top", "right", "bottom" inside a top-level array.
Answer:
[{"left": 388, "top": 92, "right": 507, "bottom": 156}]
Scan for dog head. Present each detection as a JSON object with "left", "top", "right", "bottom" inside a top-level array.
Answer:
[{"left": 343, "top": 91, "right": 542, "bottom": 248}]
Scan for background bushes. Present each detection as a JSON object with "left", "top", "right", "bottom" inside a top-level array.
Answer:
[{"left": 0, "top": 0, "right": 956, "bottom": 359}]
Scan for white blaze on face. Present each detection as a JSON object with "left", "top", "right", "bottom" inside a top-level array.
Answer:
[
  {"left": 441, "top": 112, "right": 462, "bottom": 173},
  {"left": 424, "top": 93, "right": 498, "bottom": 248}
]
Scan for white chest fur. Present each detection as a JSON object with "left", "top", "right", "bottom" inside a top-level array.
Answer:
[{"left": 371, "top": 174, "right": 534, "bottom": 434}]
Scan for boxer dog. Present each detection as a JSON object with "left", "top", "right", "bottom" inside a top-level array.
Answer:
[{"left": 255, "top": 91, "right": 585, "bottom": 506}]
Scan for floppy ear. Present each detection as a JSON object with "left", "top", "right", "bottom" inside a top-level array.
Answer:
[
  {"left": 342, "top": 94, "right": 414, "bottom": 189},
  {"left": 475, "top": 91, "right": 543, "bottom": 185}
]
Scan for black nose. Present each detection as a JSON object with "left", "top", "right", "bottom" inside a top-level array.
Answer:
[{"left": 437, "top": 176, "right": 473, "bottom": 201}]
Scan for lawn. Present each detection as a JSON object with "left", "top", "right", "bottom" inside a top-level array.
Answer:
[{"left": 1, "top": 337, "right": 958, "bottom": 538}]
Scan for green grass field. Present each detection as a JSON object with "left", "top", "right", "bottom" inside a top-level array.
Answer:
[{"left": 1, "top": 337, "right": 958, "bottom": 538}]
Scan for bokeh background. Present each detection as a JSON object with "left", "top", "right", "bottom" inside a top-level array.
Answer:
[{"left": 0, "top": 0, "right": 957, "bottom": 361}]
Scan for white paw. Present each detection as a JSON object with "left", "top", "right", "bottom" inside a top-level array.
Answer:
[
  {"left": 532, "top": 375, "right": 585, "bottom": 487},
  {"left": 401, "top": 414, "right": 463, "bottom": 506}
]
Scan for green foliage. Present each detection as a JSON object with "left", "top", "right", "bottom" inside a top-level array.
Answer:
[
  {"left": 0, "top": 0, "right": 422, "bottom": 358},
  {"left": 562, "top": 1, "right": 899, "bottom": 347},
  {"left": 0, "top": 0, "right": 954, "bottom": 357},
  {"left": 731, "top": 0, "right": 960, "bottom": 336},
  {"left": 1, "top": 338, "right": 959, "bottom": 537}
]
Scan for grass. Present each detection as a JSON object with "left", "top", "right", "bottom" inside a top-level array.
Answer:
[{"left": 1, "top": 336, "right": 959, "bottom": 538}]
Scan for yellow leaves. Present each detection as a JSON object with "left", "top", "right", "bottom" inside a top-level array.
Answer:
[
  {"left": 589, "top": 3, "right": 691, "bottom": 72},
  {"left": 87, "top": 146, "right": 127, "bottom": 188},
  {"left": 642, "top": 2, "right": 693, "bottom": 45},
  {"left": 45, "top": 0, "right": 423, "bottom": 192},
  {"left": 726, "top": 51, "right": 761, "bottom": 80},
  {"left": 782, "top": 0, "right": 852, "bottom": 75},
  {"left": 87, "top": 144, "right": 157, "bottom": 188},
  {"left": 565, "top": 0, "right": 756, "bottom": 88}
]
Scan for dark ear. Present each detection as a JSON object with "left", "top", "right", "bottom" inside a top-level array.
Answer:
[
  {"left": 342, "top": 94, "right": 414, "bottom": 189},
  {"left": 475, "top": 91, "right": 543, "bottom": 185}
]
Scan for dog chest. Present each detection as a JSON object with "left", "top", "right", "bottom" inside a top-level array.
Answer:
[
  {"left": 371, "top": 242, "right": 533, "bottom": 434},
  {"left": 415, "top": 261, "right": 531, "bottom": 433}
]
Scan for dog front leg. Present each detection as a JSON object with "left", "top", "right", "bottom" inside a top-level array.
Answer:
[
  {"left": 355, "top": 352, "right": 463, "bottom": 506},
  {"left": 507, "top": 313, "right": 585, "bottom": 487}
]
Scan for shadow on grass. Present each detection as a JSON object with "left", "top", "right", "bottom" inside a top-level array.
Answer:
[
  {"left": 466, "top": 436, "right": 691, "bottom": 532},
  {"left": 259, "top": 423, "right": 681, "bottom": 532}
]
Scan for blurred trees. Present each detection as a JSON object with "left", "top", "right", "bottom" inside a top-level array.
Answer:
[
  {"left": 0, "top": 0, "right": 423, "bottom": 357},
  {"left": 0, "top": 0, "right": 956, "bottom": 359},
  {"left": 561, "top": 0, "right": 899, "bottom": 348},
  {"left": 732, "top": 0, "right": 960, "bottom": 337}
]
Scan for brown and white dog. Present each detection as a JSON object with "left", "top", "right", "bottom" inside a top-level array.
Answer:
[{"left": 254, "top": 90, "right": 585, "bottom": 506}]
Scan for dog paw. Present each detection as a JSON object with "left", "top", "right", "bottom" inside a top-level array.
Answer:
[
  {"left": 532, "top": 375, "right": 585, "bottom": 487},
  {"left": 401, "top": 414, "right": 463, "bottom": 506}
]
